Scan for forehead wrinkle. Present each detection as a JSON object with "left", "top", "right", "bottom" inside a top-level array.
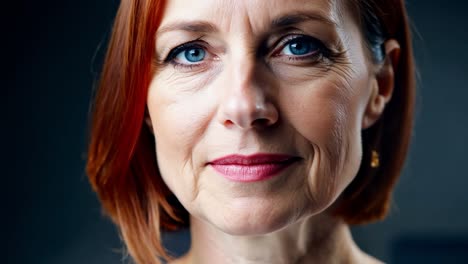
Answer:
[
  {"left": 156, "top": 21, "right": 218, "bottom": 37},
  {"left": 156, "top": 0, "right": 349, "bottom": 52},
  {"left": 159, "top": 0, "right": 344, "bottom": 33},
  {"left": 206, "top": 0, "right": 254, "bottom": 33}
]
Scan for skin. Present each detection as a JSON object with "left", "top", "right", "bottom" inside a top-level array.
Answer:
[{"left": 146, "top": 0, "right": 399, "bottom": 263}]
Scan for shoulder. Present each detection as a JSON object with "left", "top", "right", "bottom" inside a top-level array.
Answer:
[{"left": 359, "top": 253, "right": 385, "bottom": 264}]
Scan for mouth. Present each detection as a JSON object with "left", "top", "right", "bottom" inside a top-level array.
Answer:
[{"left": 207, "top": 153, "right": 302, "bottom": 182}]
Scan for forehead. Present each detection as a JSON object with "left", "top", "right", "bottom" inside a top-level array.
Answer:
[{"left": 158, "top": 0, "right": 344, "bottom": 33}]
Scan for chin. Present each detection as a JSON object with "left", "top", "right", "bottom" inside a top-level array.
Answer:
[
  {"left": 216, "top": 213, "right": 293, "bottom": 236},
  {"left": 206, "top": 196, "right": 318, "bottom": 236},
  {"left": 188, "top": 166, "right": 345, "bottom": 236}
]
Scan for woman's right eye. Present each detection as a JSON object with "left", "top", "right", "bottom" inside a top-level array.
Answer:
[
  {"left": 175, "top": 47, "right": 206, "bottom": 63},
  {"left": 165, "top": 43, "right": 209, "bottom": 67}
]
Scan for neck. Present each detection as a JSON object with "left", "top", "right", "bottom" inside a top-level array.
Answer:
[{"left": 182, "top": 213, "right": 370, "bottom": 264}]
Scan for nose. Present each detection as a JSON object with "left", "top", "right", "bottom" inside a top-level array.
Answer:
[{"left": 218, "top": 60, "right": 279, "bottom": 130}]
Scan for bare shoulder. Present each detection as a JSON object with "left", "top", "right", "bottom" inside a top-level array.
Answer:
[{"left": 359, "top": 253, "right": 385, "bottom": 264}]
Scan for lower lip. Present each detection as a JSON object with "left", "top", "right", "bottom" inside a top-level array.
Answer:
[{"left": 210, "top": 161, "right": 297, "bottom": 182}]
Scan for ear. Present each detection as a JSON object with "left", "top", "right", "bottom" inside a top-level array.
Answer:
[{"left": 362, "top": 39, "right": 400, "bottom": 129}]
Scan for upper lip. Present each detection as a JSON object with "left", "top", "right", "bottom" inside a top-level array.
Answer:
[{"left": 208, "top": 153, "right": 302, "bottom": 165}]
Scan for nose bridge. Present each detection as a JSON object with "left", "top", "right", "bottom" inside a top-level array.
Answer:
[
  {"left": 218, "top": 45, "right": 278, "bottom": 129},
  {"left": 231, "top": 49, "right": 258, "bottom": 102},
  {"left": 225, "top": 26, "right": 261, "bottom": 97}
]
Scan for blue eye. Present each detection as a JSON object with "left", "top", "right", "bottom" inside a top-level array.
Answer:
[
  {"left": 175, "top": 47, "right": 206, "bottom": 63},
  {"left": 281, "top": 37, "right": 320, "bottom": 56}
]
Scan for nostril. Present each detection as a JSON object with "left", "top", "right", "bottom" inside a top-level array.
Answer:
[
  {"left": 252, "top": 118, "right": 273, "bottom": 128},
  {"left": 224, "top": 120, "right": 234, "bottom": 127}
]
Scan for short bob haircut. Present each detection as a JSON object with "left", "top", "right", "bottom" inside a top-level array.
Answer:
[{"left": 86, "top": 0, "right": 415, "bottom": 263}]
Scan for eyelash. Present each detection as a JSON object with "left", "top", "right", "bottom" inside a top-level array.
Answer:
[
  {"left": 163, "top": 34, "right": 333, "bottom": 70},
  {"left": 163, "top": 40, "right": 209, "bottom": 69},
  {"left": 271, "top": 34, "right": 331, "bottom": 62}
]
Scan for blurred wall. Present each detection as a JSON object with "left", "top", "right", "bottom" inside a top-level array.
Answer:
[{"left": 8, "top": 0, "right": 468, "bottom": 263}]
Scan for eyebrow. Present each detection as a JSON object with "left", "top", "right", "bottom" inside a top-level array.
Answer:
[
  {"left": 271, "top": 12, "right": 338, "bottom": 28},
  {"left": 156, "top": 11, "right": 337, "bottom": 36},
  {"left": 157, "top": 21, "right": 218, "bottom": 36}
]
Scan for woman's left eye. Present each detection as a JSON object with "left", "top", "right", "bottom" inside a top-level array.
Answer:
[{"left": 277, "top": 35, "right": 323, "bottom": 57}]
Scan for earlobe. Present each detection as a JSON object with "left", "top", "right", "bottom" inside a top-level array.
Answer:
[{"left": 362, "top": 39, "right": 400, "bottom": 129}]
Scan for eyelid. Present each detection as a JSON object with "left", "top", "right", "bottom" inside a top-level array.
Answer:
[
  {"left": 270, "top": 34, "right": 324, "bottom": 57},
  {"left": 164, "top": 40, "right": 209, "bottom": 63}
]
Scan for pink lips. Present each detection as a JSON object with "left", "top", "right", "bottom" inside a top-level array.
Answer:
[{"left": 208, "top": 154, "right": 301, "bottom": 182}]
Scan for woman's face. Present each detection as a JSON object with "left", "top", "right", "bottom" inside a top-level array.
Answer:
[{"left": 147, "top": 0, "right": 383, "bottom": 235}]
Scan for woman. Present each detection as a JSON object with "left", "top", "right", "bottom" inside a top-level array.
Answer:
[{"left": 87, "top": 0, "right": 415, "bottom": 263}]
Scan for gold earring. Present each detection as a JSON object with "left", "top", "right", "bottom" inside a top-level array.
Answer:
[{"left": 371, "top": 150, "right": 380, "bottom": 168}]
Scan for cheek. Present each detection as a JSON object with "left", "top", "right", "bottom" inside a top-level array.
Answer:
[
  {"left": 146, "top": 77, "right": 217, "bottom": 200},
  {"left": 282, "top": 75, "right": 367, "bottom": 203}
]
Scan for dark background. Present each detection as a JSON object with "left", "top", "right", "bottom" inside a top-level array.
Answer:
[{"left": 8, "top": 0, "right": 468, "bottom": 263}]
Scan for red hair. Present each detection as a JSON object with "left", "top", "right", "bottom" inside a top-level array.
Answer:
[
  {"left": 87, "top": 1, "right": 186, "bottom": 263},
  {"left": 86, "top": 0, "right": 415, "bottom": 263}
]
